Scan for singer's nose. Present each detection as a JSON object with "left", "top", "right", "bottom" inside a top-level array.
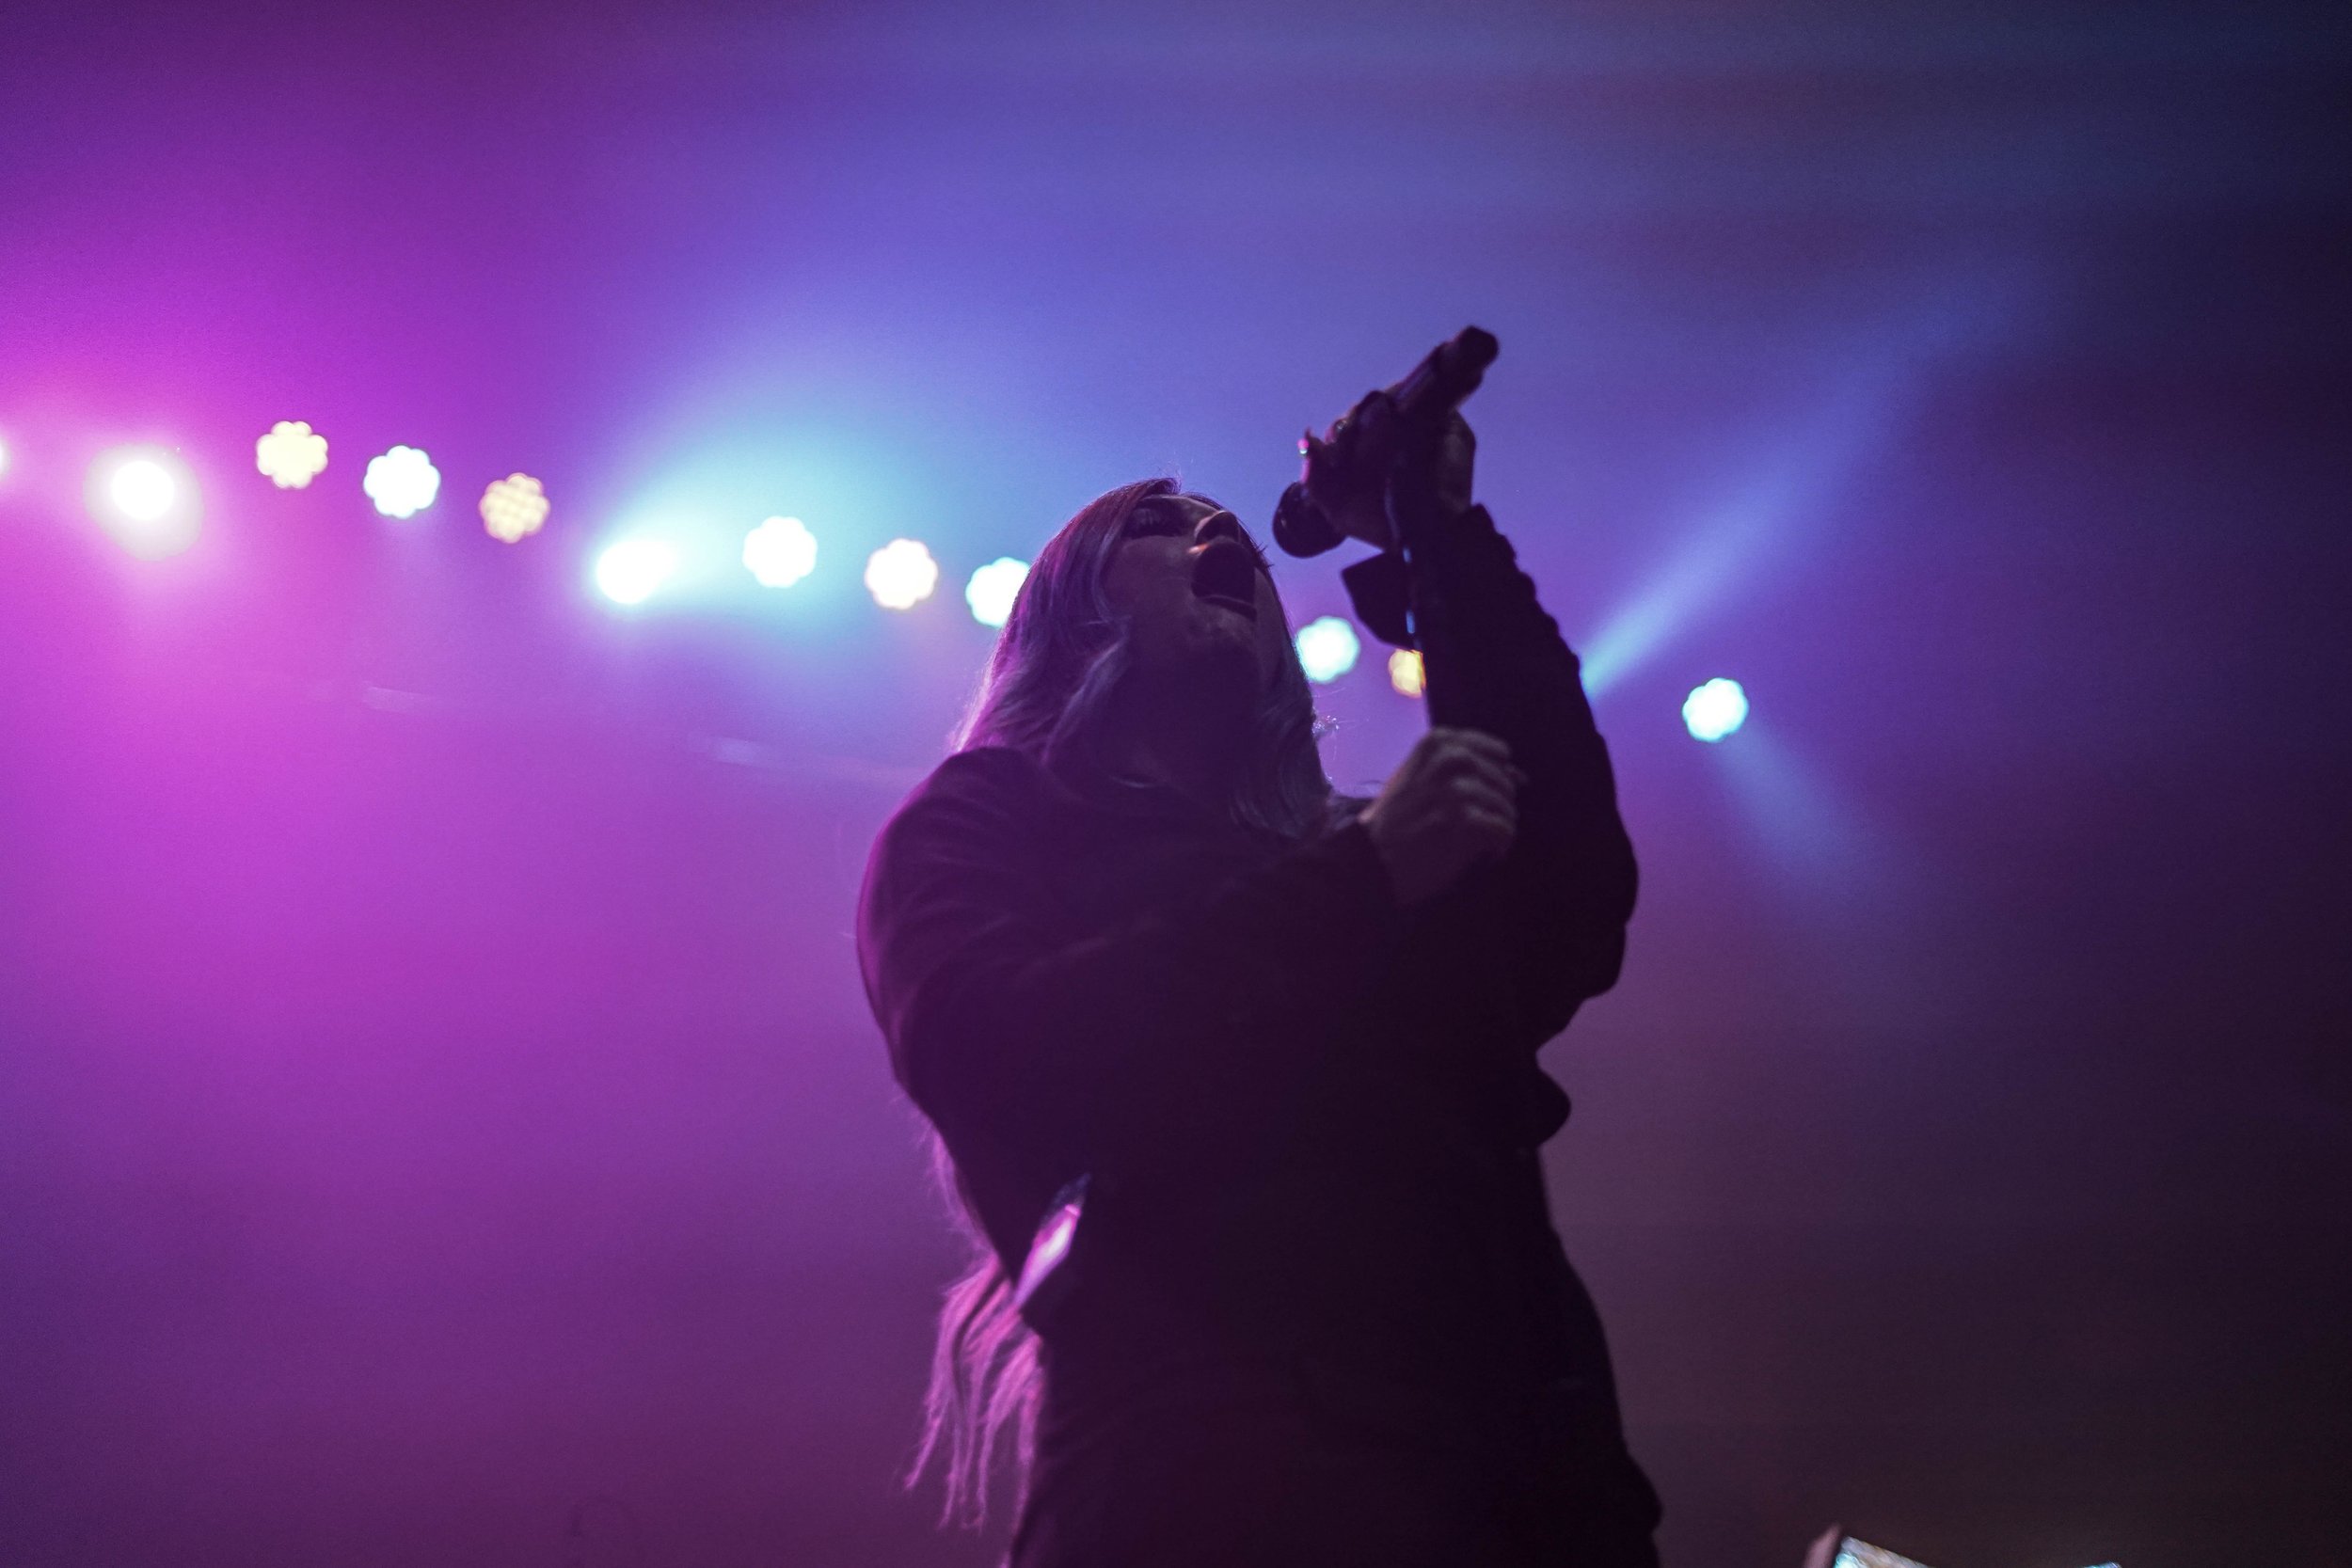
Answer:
[{"left": 1193, "top": 509, "right": 1244, "bottom": 546}]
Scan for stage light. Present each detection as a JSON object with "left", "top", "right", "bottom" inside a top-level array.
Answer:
[
  {"left": 595, "top": 539, "right": 675, "bottom": 606},
  {"left": 1803, "top": 1528, "right": 2111, "bottom": 1568},
  {"left": 865, "top": 538, "right": 939, "bottom": 610},
  {"left": 1682, "top": 676, "right": 1749, "bottom": 742},
  {"left": 1818, "top": 1538, "right": 1936, "bottom": 1568},
  {"left": 743, "top": 515, "right": 817, "bottom": 588},
  {"left": 86, "top": 446, "right": 200, "bottom": 559},
  {"left": 363, "top": 444, "right": 440, "bottom": 518},
  {"left": 255, "top": 420, "right": 327, "bottom": 488},
  {"left": 480, "top": 473, "right": 549, "bottom": 543},
  {"left": 1295, "top": 616, "right": 1360, "bottom": 685},
  {"left": 0, "top": 436, "right": 10, "bottom": 479},
  {"left": 1388, "top": 648, "right": 1425, "bottom": 698},
  {"left": 964, "top": 556, "right": 1029, "bottom": 628},
  {"left": 112, "top": 458, "right": 174, "bottom": 519}
]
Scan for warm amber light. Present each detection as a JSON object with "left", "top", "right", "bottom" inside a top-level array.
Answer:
[
  {"left": 1388, "top": 648, "right": 1425, "bottom": 698},
  {"left": 480, "top": 473, "right": 550, "bottom": 543},
  {"left": 255, "top": 420, "right": 328, "bottom": 489}
]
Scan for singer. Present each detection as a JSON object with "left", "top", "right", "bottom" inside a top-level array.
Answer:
[{"left": 855, "top": 392, "right": 1660, "bottom": 1565}]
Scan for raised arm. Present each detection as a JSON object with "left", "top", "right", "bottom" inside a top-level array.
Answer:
[
  {"left": 1342, "top": 466, "right": 1637, "bottom": 1047},
  {"left": 1422, "top": 501, "right": 1636, "bottom": 1034}
]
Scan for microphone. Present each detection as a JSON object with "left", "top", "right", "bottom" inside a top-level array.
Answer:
[{"left": 1271, "top": 326, "right": 1500, "bottom": 559}]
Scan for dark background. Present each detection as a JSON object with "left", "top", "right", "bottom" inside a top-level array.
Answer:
[{"left": 2, "top": 3, "right": 2346, "bottom": 1563}]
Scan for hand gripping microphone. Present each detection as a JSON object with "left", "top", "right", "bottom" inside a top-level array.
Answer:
[{"left": 1270, "top": 326, "right": 1500, "bottom": 559}]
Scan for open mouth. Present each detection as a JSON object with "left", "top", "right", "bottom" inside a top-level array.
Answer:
[{"left": 1190, "top": 536, "right": 1260, "bottom": 617}]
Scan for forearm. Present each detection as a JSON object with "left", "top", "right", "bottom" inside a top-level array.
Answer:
[
  {"left": 1356, "top": 506, "right": 1631, "bottom": 898},
  {"left": 1350, "top": 504, "right": 1638, "bottom": 1032}
]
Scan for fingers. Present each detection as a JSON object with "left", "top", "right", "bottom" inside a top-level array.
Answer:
[
  {"left": 1464, "top": 808, "right": 1517, "bottom": 864},
  {"left": 1452, "top": 772, "right": 1518, "bottom": 834},
  {"left": 1456, "top": 787, "right": 1518, "bottom": 864},
  {"left": 1351, "top": 388, "right": 1399, "bottom": 444},
  {"left": 1454, "top": 765, "right": 1518, "bottom": 810},
  {"left": 1342, "top": 394, "right": 1474, "bottom": 479},
  {"left": 1398, "top": 729, "right": 1524, "bottom": 806},
  {"left": 1419, "top": 727, "right": 1520, "bottom": 786},
  {"left": 1422, "top": 727, "right": 1520, "bottom": 862},
  {"left": 1364, "top": 726, "right": 1524, "bottom": 902},
  {"left": 1414, "top": 745, "right": 1522, "bottom": 834},
  {"left": 1419, "top": 731, "right": 1519, "bottom": 844},
  {"left": 1330, "top": 388, "right": 1397, "bottom": 461},
  {"left": 1420, "top": 725, "right": 1508, "bottom": 759}
]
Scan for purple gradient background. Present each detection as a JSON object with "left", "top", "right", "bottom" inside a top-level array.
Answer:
[{"left": 2, "top": 3, "right": 2346, "bottom": 1564}]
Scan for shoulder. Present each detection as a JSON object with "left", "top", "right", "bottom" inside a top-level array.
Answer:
[
  {"left": 868, "top": 746, "right": 1056, "bottom": 871},
  {"left": 898, "top": 744, "right": 1054, "bottom": 816}
]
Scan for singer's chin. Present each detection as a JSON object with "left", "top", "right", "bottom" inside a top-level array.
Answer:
[{"left": 1174, "top": 623, "right": 1263, "bottom": 696}]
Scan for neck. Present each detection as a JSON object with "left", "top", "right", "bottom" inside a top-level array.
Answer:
[{"left": 1100, "top": 680, "right": 1251, "bottom": 809}]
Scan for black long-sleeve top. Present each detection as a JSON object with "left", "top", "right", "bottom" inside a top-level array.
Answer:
[{"left": 856, "top": 506, "right": 1657, "bottom": 1566}]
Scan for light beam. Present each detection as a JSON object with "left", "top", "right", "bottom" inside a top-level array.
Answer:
[{"left": 596, "top": 539, "right": 676, "bottom": 606}]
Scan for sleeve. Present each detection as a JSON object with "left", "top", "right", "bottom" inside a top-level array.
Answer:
[
  {"left": 1343, "top": 507, "right": 1638, "bottom": 1046},
  {"left": 855, "top": 749, "right": 1407, "bottom": 1180}
]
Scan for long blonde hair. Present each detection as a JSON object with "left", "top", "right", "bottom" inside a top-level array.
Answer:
[{"left": 912, "top": 477, "right": 1328, "bottom": 1525}]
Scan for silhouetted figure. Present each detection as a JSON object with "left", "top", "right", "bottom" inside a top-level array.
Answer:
[{"left": 857, "top": 407, "right": 1659, "bottom": 1566}]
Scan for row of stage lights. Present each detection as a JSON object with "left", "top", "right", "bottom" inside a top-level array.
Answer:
[
  {"left": 0, "top": 427, "right": 1752, "bottom": 737},
  {"left": 21, "top": 423, "right": 1409, "bottom": 692}
]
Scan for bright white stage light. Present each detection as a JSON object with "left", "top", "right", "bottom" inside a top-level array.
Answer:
[
  {"left": 255, "top": 420, "right": 328, "bottom": 488},
  {"left": 111, "top": 458, "right": 176, "bottom": 520},
  {"left": 865, "top": 538, "right": 939, "bottom": 610},
  {"left": 480, "top": 473, "right": 549, "bottom": 543},
  {"left": 1295, "top": 616, "right": 1360, "bottom": 685},
  {"left": 0, "top": 436, "right": 11, "bottom": 479},
  {"left": 1388, "top": 648, "right": 1425, "bottom": 698},
  {"left": 964, "top": 556, "right": 1029, "bottom": 628},
  {"left": 1682, "top": 677, "right": 1749, "bottom": 742},
  {"left": 743, "top": 515, "right": 818, "bottom": 588},
  {"left": 596, "top": 539, "right": 676, "bottom": 606},
  {"left": 1828, "top": 1541, "right": 1934, "bottom": 1568},
  {"left": 87, "top": 447, "right": 201, "bottom": 559},
  {"left": 363, "top": 444, "right": 440, "bottom": 518}
]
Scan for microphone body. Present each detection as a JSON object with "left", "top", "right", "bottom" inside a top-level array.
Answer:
[{"left": 1272, "top": 326, "right": 1499, "bottom": 559}]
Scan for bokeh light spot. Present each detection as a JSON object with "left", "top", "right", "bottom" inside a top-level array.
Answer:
[
  {"left": 865, "top": 538, "right": 939, "bottom": 610},
  {"left": 1295, "top": 616, "right": 1361, "bottom": 685},
  {"left": 964, "top": 556, "right": 1029, "bottom": 628},
  {"left": 480, "top": 473, "right": 550, "bottom": 543},
  {"left": 1683, "top": 676, "right": 1750, "bottom": 742},
  {"left": 743, "top": 515, "right": 818, "bottom": 588},
  {"left": 86, "top": 447, "right": 201, "bottom": 559},
  {"left": 1388, "top": 648, "right": 1425, "bottom": 698},
  {"left": 363, "top": 445, "right": 440, "bottom": 518},
  {"left": 255, "top": 420, "right": 328, "bottom": 488},
  {"left": 595, "top": 539, "right": 676, "bottom": 606},
  {"left": 111, "top": 458, "right": 176, "bottom": 521}
]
